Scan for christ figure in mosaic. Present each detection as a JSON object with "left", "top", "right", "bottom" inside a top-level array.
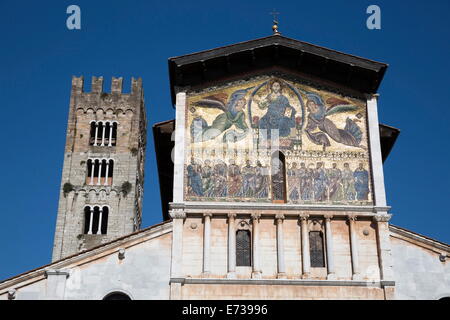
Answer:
[{"left": 258, "top": 79, "right": 297, "bottom": 138}]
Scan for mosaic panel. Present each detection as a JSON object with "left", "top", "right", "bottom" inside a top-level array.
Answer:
[{"left": 184, "top": 75, "right": 373, "bottom": 205}]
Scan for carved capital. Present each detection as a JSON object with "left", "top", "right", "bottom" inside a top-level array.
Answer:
[
  {"left": 203, "top": 212, "right": 213, "bottom": 218},
  {"left": 251, "top": 213, "right": 261, "bottom": 221},
  {"left": 275, "top": 214, "right": 285, "bottom": 223},
  {"left": 324, "top": 214, "right": 333, "bottom": 221},
  {"left": 169, "top": 209, "right": 186, "bottom": 219},
  {"left": 299, "top": 214, "right": 309, "bottom": 221},
  {"left": 373, "top": 214, "right": 392, "bottom": 222},
  {"left": 347, "top": 215, "right": 357, "bottom": 222},
  {"left": 227, "top": 213, "right": 237, "bottom": 220}
]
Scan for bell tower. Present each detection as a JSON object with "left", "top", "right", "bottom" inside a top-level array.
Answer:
[{"left": 52, "top": 76, "right": 147, "bottom": 262}]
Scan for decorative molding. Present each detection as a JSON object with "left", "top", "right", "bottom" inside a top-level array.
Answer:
[
  {"left": 251, "top": 213, "right": 261, "bottom": 221},
  {"left": 227, "top": 213, "right": 237, "bottom": 219},
  {"left": 169, "top": 277, "right": 395, "bottom": 288},
  {"left": 169, "top": 209, "right": 186, "bottom": 219},
  {"left": 299, "top": 214, "right": 309, "bottom": 221},
  {"left": 170, "top": 202, "right": 390, "bottom": 214},
  {"left": 44, "top": 269, "right": 70, "bottom": 279},
  {"left": 373, "top": 214, "right": 392, "bottom": 222}
]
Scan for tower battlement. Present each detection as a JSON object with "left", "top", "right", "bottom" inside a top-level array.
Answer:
[{"left": 71, "top": 76, "right": 143, "bottom": 95}]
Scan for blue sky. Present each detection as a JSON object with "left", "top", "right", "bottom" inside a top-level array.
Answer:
[{"left": 0, "top": 0, "right": 448, "bottom": 280}]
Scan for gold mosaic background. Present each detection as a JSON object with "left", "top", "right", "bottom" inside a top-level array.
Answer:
[{"left": 184, "top": 75, "right": 373, "bottom": 205}]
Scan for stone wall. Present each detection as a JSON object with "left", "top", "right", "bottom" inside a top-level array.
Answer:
[
  {"left": 52, "top": 76, "right": 147, "bottom": 261},
  {"left": 0, "top": 223, "right": 172, "bottom": 300},
  {"left": 390, "top": 228, "right": 450, "bottom": 300}
]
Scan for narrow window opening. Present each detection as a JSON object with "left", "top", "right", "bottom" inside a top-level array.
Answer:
[
  {"left": 236, "top": 230, "right": 251, "bottom": 267},
  {"left": 89, "top": 122, "right": 96, "bottom": 146},
  {"left": 91, "top": 206, "right": 100, "bottom": 234},
  {"left": 107, "top": 160, "right": 114, "bottom": 185},
  {"left": 271, "top": 151, "right": 287, "bottom": 203},
  {"left": 104, "top": 122, "right": 111, "bottom": 146},
  {"left": 96, "top": 122, "right": 104, "bottom": 145},
  {"left": 83, "top": 207, "right": 91, "bottom": 234},
  {"left": 112, "top": 122, "right": 117, "bottom": 146},
  {"left": 101, "top": 206, "right": 109, "bottom": 234},
  {"left": 310, "top": 231, "right": 326, "bottom": 268}
]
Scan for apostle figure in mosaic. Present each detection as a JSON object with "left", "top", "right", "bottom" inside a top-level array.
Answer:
[
  {"left": 258, "top": 79, "right": 297, "bottom": 138},
  {"left": 201, "top": 159, "right": 214, "bottom": 197},
  {"left": 327, "top": 163, "right": 344, "bottom": 201},
  {"left": 212, "top": 160, "right": 228, "bottom": 197},
  {"left": 287, "top": 162, "right": 300, "bottom": 201},
  {"left": 186, "top": 158, "right": 203, "bottom": 196},
  {"left": 240, "top": 160, "right": 256, "bottom": 198},
  {"left": 342, "top": 162, "right": 356, "bottom": 201},
  {"left": 354, "top": 162, "right": 370, "bottom": 201},
  {"left": 299, "top": 162, "right": 313, "bottom": 200},
  {"left": 313, "top": 162, "right": 328, "bottom": 201},
  {"left": 227, "top": 159, "right": 242, "bottom": 197},
  {"left": 190, "top": 87, "right": 253, "bottom": 143},
  {"left": 254, "top": 161, "right": 269, "bottom": 199},
  {"left": 304, "top": 93, "right": 363, "bottom": 150}
]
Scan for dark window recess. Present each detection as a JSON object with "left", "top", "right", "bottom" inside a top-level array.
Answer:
[
  {"left": 103, "top": 292, "right": 131, "bottom": 300},
  {"left": 236, "top": 230, "right": 251, "bottom": 266},
  {"left": 309, "top": 231, "right": 326, "bottom": 267},
  {"left": 83, "top": 206, "right": 109, "bottom": 235},
  {"left": 89, "top": 122, "right": 117, "bottom": 146},
  {"left": 271, "top": 152, "right": 286, "bottom": 202}
]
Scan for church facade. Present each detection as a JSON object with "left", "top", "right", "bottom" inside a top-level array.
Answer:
[{"left": 0, "top": 34, "right": 448, "bottom": 300}]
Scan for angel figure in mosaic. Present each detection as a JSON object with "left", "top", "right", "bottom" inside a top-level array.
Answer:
[
  {"left": 190, "top": 87, "right": 253, "bottom": 143},
  {"left": 303, "top": 93, "right": 363, "bottom": 151}
]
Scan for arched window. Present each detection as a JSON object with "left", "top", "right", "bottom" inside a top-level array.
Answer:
[
  {"left": 89, "top": 122, "right": 96, "bottom": 145},
  {"left": 103, "top": 292, "right": 131, "bottom": 300},
  {"left": 236, "top": 230, "right": 251, "bottom": 267},
  {"left": 86, "top": 159, "right": 114, "bottom": 186},
  {"left": 309, "top": 231, "right": 325, "bottom": 268},
  {"left": 89, "top": 121, "right": 117, "bottom": 147},
  {"left": 84, "top": 206, "right": 109, "bottom": 235},
  {"left": 112, "top": 122, "right": 117, "bottom": 146},
  {"left": 271, "top": 151, "right": 287, "bottom": 203}
]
